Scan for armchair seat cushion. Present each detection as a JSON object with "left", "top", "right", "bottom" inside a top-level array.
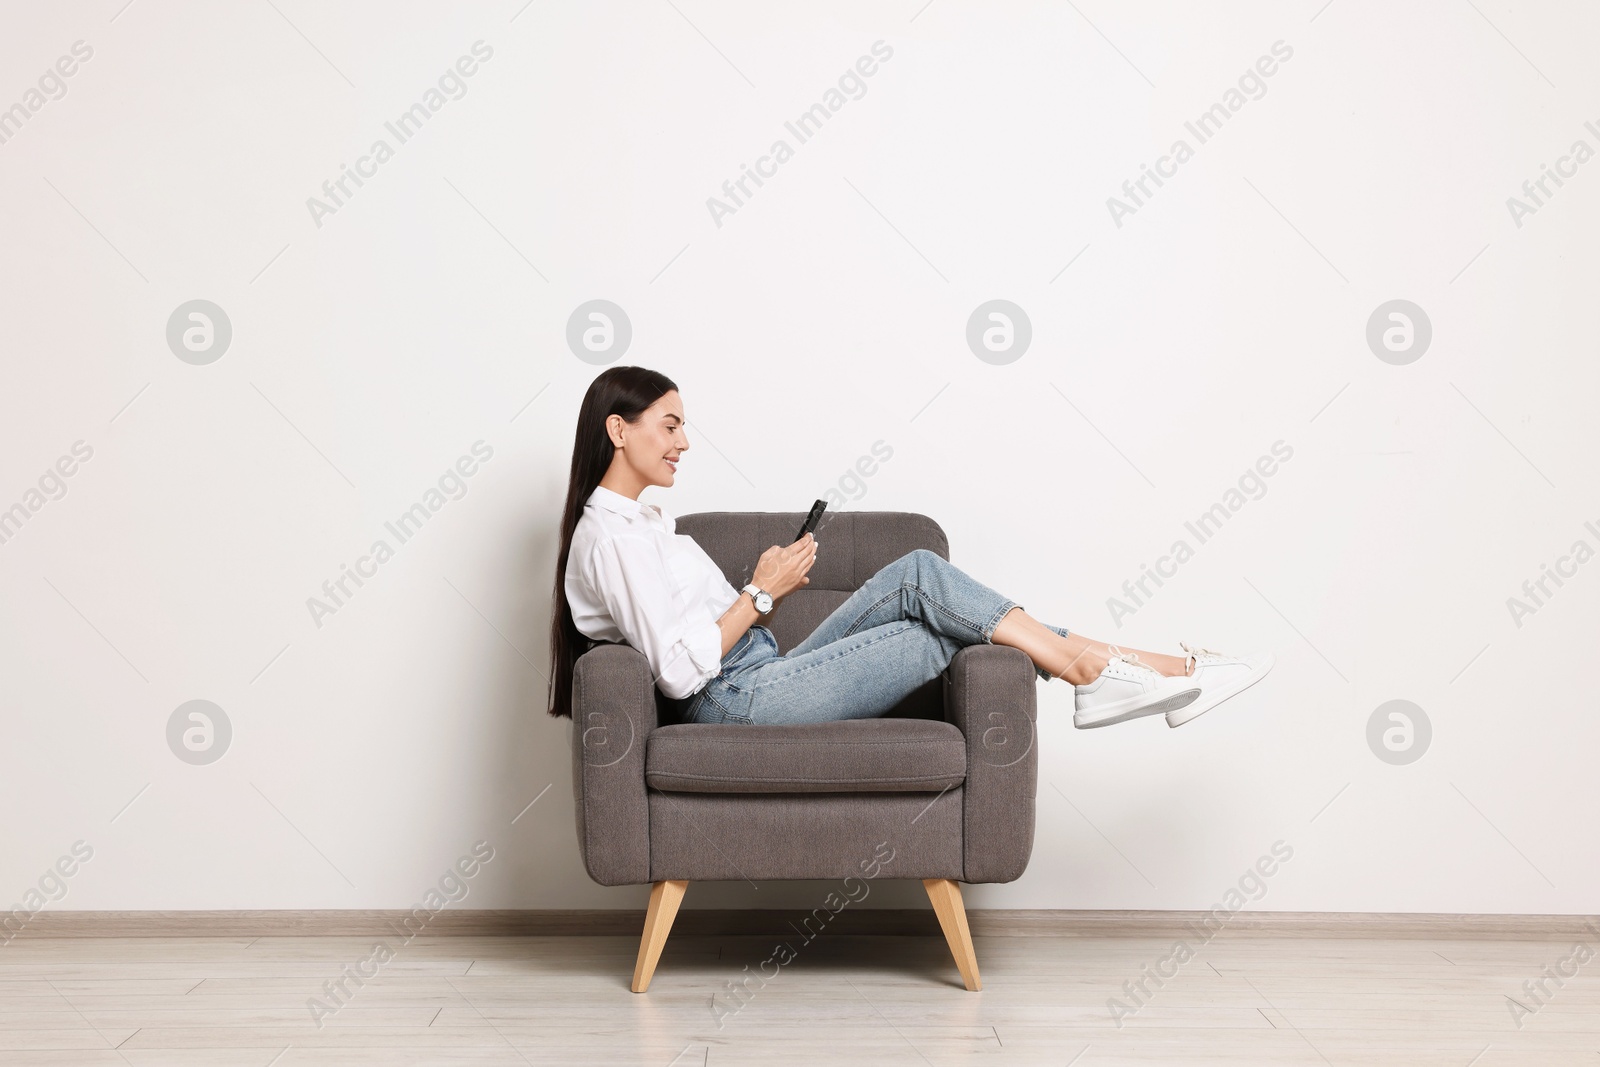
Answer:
[{"left": 645, "top": 718, "right": 967, "bottom": 794}]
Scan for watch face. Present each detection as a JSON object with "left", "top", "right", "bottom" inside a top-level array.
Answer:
[{"left": 756, "top": 592, "right": 773, "bottom": 612}]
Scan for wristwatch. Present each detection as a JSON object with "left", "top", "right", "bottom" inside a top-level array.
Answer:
[{"left": 741, "top": 583, "right": 773, "bottom": 615}]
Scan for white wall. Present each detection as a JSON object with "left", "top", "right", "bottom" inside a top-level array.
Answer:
[{"left": 2, "top": 0, "right": 1595, "bottom": 918}]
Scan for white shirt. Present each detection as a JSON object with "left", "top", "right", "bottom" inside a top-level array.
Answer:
[{"left": 565, "top": 484, "right": 740, "bottom": 700}]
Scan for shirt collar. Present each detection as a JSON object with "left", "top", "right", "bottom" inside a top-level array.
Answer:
[{"left": 586, "top": 484, "right": 663, "bottom": 524}]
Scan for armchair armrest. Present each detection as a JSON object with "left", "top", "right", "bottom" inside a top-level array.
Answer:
[
  {"left": 571, "top": 642, "right": 660, "bottom": 886},
  {"left": 942, "top": 643, "right": 1038, "bottom": 883}
]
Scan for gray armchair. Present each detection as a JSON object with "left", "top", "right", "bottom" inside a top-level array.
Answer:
[{"left": 570, "top": 510, "right": 1038, "bottom": 991}]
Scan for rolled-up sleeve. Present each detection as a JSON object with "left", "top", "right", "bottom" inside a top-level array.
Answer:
[{"left": 586, "top": 535, "right": 724, "bottom": 700}]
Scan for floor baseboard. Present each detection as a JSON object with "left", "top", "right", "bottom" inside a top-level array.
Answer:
[{"left": 8, "top": 908, "right": 1599, "bottom": 940}]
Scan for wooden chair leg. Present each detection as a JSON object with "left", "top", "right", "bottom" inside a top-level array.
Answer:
[
  {"left": 923, "top": 878, "right": 982, "bottom": 991},
  {"left": 631, "top": 879, "right": 688, "bottom": 992}
]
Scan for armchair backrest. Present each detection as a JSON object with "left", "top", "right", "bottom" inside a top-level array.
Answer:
[{"left": 670, "top": 509, "right": 951, "bottom": 721}]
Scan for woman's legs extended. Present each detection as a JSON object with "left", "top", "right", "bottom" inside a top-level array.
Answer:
[
  {"left": 787, "top": 548, "right": 1189, "bottom": 687},
  {"left": 692, "top": 548, "right": 1189, "bottom": 726}
]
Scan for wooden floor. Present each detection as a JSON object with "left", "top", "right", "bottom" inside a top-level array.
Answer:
[{"left": 0, "top": 930, "right": 1596, "bottom": 1065}]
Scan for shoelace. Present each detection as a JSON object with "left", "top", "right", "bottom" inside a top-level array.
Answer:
[
  {"left": 1105, "top": 645, "right": 1152, "bottom": 673},
  {"left": 1179, "top": 641, "right": 1223, "bottom": 676}
]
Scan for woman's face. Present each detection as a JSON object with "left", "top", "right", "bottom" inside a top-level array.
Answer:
[{"left": 610, "top": 390, "right": 689, "bottom": 490}]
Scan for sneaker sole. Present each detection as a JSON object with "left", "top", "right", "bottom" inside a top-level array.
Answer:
[
  {"left": 1075, "top": 686, "right": 1201, "bottom": 729},
  {"left": 1166, "top": 654, "right": 1275, "bottom": 728}
]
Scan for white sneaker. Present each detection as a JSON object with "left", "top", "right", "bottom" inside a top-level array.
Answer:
[
  {"left": 1074, "top": 647, "right": 1201, "bottom": 729},
  {"left": 1165, "top": 643, "right": 1275, "bottom": 727}
]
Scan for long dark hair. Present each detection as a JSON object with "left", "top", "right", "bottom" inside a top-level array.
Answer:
[{"left": 547, "top": 365, "right": 680, "bottom": 718}]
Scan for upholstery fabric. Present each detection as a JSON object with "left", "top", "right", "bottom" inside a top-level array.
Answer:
[
  {"left": 570, "top": 643, "right": 658, "bottom": 886},
  {"left": 648, "top": 788, "right": 964, "bottom": 881},
  {"left": 645, "top": 718, "right": 966, "bottom": 794},
  {"left": 942, "top": 643, "right": 1039, "bottom": 882}
]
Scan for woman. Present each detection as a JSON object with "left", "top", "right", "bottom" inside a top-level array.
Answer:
[{"left": 547, "top": 366, "right": 1272, "bottom": 727}]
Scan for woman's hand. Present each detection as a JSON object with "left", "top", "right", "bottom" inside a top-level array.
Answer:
[{"left": 752, "top": 533, "right": 817, "bottom": 600}]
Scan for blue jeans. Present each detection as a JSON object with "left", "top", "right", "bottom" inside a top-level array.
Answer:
[{"left": 677, "top": 549, "right": 1070, "bottom": 726}]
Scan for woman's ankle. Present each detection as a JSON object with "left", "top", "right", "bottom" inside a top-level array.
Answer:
[
  {"left": 1055, "top": 647, "right": 1109, "bottom": 686},
  {"left": 1143, "top": 651, "right": 1191, "bottom": 678}
]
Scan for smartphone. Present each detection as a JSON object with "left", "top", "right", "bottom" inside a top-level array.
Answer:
[{"left": 795, "top": 499, "right": 827, "bottom": 543}]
